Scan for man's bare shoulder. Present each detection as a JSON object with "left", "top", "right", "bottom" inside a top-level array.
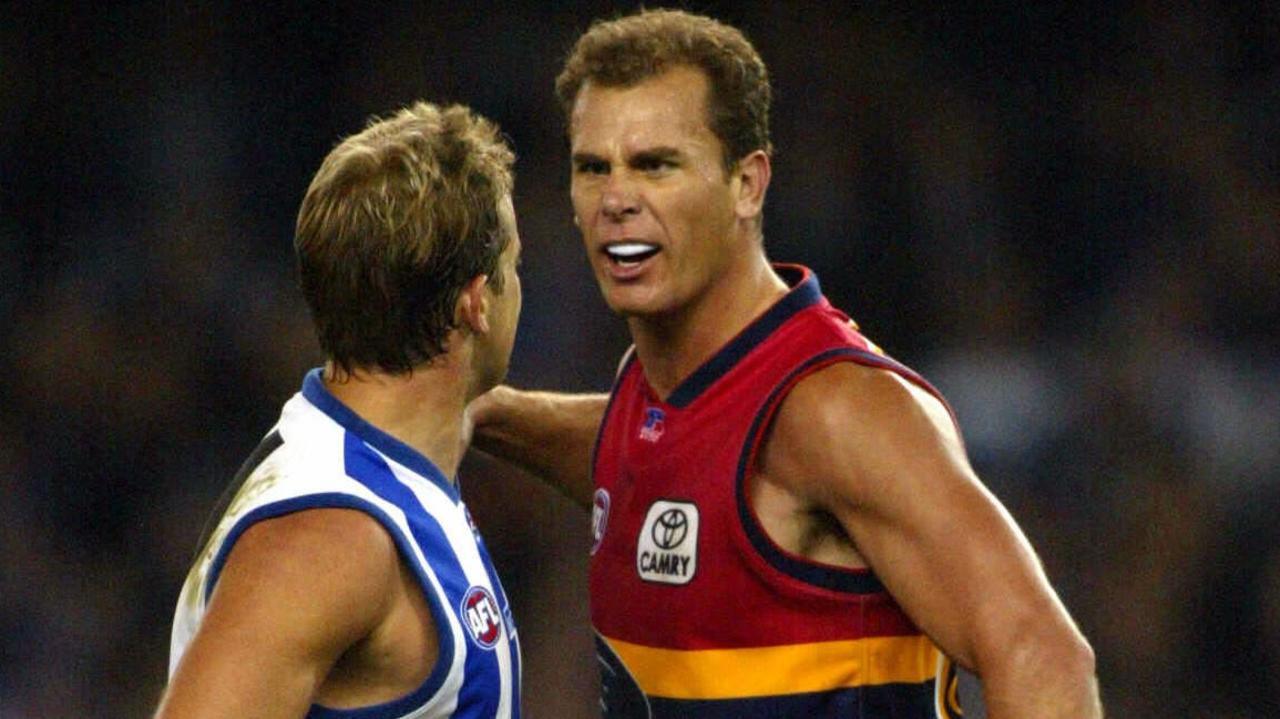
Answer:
[
  {"left": 157, "top": 508, "right": 405, "bottom": 718},
  {"left": 206, "top": 508, "right": 400, "bottom": 646},
  {"left": 763, "top": 360, "right": 965, "bottom": 505},
  {"left": 772, "top": 360, "right": 956, "bottom": 452}
]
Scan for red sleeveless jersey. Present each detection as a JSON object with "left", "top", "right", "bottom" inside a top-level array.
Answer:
[{"left": 588, "top": 265, "right": 962, "bottom": 718}]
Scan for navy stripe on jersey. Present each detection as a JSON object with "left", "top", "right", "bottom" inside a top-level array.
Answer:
[
  {"left": 837, "top": 348, "right": 962, "bottom": 441},
  {"left": 836, "top": 347, "right": 946, "bottom": 407},
  {"left": 201, "top": 491, "right": 456, "bottom": 719},
  {"left": 302, "top": 369, "right": 460, "bottom": 502},
  {"left": 193, "top": 429, "right": 283, "bottom": 561},
  {"left": 736, "top": 348, "right": 888, "bottom": 594},
  {"left": 646, "top": 681, "right": 940, "bottom": 719},
  {"left": 476, "top": 537, "right": 522, "bottom": 719},
  {"left": 596, "top": 634, "right": 653, "bottom": 719},
  {"left": 665, "top": 266, "right": 822, "bottom": 409},
  {"left": 342, "top": 432, "right": 505, "bottom": 719}
]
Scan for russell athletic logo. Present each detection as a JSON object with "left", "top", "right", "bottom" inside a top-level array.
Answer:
[
  {"left": 461, "top": 586, "right": 502, "bottom": 649},
  {"left": 636, "top": 500, "right": 699, "bottom": 585}
]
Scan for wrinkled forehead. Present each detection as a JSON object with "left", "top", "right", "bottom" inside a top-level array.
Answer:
[{"left": 569, "top": 67, "right": 717, "bottom": 153}]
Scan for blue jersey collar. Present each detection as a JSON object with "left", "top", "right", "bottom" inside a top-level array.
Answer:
[{"left": 301, "top": 368, "right": 459, "bottom": 502}]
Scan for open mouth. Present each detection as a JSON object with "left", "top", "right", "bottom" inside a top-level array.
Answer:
[{"left": 604, "top": 242, "right": 661, "bottom": 267}]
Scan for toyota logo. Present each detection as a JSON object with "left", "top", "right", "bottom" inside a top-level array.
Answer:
[{"left": 651, "top": 508, "right": 689, "bottom": 549}]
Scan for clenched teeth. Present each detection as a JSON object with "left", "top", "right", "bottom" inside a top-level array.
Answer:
[{"left": 605, "top": 243, "right": 661, "bottom": 264}]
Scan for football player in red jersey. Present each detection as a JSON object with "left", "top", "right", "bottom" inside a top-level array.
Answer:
[{"left": 472, "top": 9, "right": 1100, "bottom": 719}]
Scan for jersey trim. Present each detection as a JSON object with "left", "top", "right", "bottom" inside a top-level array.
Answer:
[
  {"left": 736, "top": 345, "right": 956, "bottom": 595},
  {"left": 736, "top": 348, "right": 889, "bottom": 594},
  {"left": 647, "top": 681, "right": 943, "bottom": 719},
  {"left": 591, "top": 350, "right": 639, "bottom": 482},
  {"left": 934, "top": 654, "right": 963, "bottom": 719},
  {"left": 192, "top": 429, "right": 283, "bottom": 561},
  {"left": 602, "top": 633, "right": 939, "bottom": 700},
  {"left": 341, "top": 432, "right": 511, "bottom": 719},
  {"left": 302, "top": 369, "right": 460, "bottom": 503},
  {"left": 665, "top": 265, "right": 822, "bottom": 409},
  {"left": 203, "top": 491, "right": 458, "bottom": 719},
  {"left": 477, "top": 548, "right": 522, "bottom": 719}
]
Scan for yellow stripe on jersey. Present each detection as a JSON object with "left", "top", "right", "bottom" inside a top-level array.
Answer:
[{"left": 604, "top": 634, "right": 940, "bottom": 700}]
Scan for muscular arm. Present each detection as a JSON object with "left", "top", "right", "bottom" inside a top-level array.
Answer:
[
  {"left": 155, "top": 509, "right": 403, "bottom": 719},
  {"left": 468, "top": 385, "right": 608, "bottom": 509},
  {"left": 760, "top": 363, "right": 1100, "bottom": 719}
]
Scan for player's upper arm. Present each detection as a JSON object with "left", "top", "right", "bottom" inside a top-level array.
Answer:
[
  {"left": 156, "top": 508, "right": 401, "bottom": 719},
  {"left": 766, "top": 362, "right": 1089, "bottom": 674}
]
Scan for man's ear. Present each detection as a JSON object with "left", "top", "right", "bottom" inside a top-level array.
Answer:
[
  {"left": 732, "top": 149, "right": 771, "bottom": 221},
  {"left": 456, "top": 274, "right": 491, "bottom": 335}
]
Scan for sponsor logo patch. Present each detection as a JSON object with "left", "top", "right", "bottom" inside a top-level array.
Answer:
[
  {"left": 636, "top": 500, "right": 698, "bottom": 585},
  {"left": 591, "top": 488, "right": 611, "bottom": 555},
  {"left": 460, "top": 585, "right": 502, "bottom": 649}
]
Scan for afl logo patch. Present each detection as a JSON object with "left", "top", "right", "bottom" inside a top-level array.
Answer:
[
  {"left": 636, "top": 500, "right": 699, "bottom": 585},
  {"left": 460, "top": 586, "right": 502, "bottom": 649},
  {"left": 638, "top": 406, "right": 665, "bottom": 442},
  {"left": 591, "top": 488, "right": 611, "bottom": 555}
]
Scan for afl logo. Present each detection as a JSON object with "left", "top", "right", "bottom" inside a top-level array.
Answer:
[
  {"left": 591, "top": 488, "right": 611, "bottom": 555},
  {"left": 651, "top": 508, "right": 688, "bottom": 549},
  {"left": 461, "top": 586, "right": 502, "bottom": 649},
  {"left": 638, "top": 406, "right": 665, "bottom": 442}
]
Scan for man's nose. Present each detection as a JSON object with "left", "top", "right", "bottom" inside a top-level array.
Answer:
[{"left": 600, "top": 173, "right": 640, "bottom": 220}]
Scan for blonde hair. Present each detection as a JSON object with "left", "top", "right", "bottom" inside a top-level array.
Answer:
[{"left": 295, "top": 101, "right": 515, "bottom": 374}]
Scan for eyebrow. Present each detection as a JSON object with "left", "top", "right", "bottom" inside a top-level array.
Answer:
[
  {"left": 630, "top": 147, "right": 682, "bottom": 165},
  {"left": 570, "top": 146, "right": 685, "bottom": 167},
  {"left": 570, "top": 151, "right": 606, "bottom": 166}
]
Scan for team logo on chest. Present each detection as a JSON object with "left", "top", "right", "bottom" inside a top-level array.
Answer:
[
  {"left": 638, "top": 406, "right": 665, "bottom": 442},
  {"left": 591, "top": 488, "right": 611, "bottom": 555},
  {"left": 636, "top": 500, "right": 699, "bottom": 585},
  {"left": 460, "top": 585, "right": 502, "bottom": 649}
]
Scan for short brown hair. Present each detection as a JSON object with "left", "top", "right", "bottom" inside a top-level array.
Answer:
[
  {"left": 295, "top": 101, "right": 515, "bottom": 376},
  {"left": 555, "top": 8, "right": 773, "bottom": 170}
]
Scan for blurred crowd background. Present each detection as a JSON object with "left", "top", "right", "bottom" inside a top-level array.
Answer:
[{"left": 3, "top": 2, "right": 1278, "bottom": 717}]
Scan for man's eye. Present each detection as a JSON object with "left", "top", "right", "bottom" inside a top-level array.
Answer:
[
  {"left": 639, "top": 158, "right": 673, "bottom": 172},
  {"left": 577, "top": 161, "right": 608, "bottom": 175}
]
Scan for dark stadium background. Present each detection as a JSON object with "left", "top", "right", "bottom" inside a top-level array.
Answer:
[{"left": 3, "top": 2, "right": 1277, "bottom": 717}]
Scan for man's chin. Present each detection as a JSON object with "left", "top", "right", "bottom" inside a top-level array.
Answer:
[{"left": 600, "top": 285, "right": 664, "bottom": 318}]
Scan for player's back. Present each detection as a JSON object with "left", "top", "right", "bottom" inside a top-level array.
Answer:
[{"left": 170, "top": 369, "right": 522, "bottom": 719}]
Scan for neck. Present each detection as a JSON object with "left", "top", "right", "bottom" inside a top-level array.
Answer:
[
  {"left": 630, "top": 252, "right": 788, "bottom": 399},
  {"left": 322, "top": 356, "right": 472, "bottom": 480}
]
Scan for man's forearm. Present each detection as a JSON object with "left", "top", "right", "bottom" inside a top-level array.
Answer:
[
  {"left": 469, "top": 386, "right": 607, "bottom": 508},
  {"left": 980, "top": 632, "right": 1102, "bottom": 719}
]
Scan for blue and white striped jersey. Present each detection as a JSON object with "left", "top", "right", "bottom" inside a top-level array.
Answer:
[{"left": 169, "top": 369, "right": 522, "bottom": 719}]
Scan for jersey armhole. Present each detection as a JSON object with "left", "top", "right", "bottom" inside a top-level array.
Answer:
[
  {"left": 734, "top": 347, "right": 956, "bottom": 595},
  {"left": 205, "top": 493, "right": 459, "bottom": 719},
  {"left": 590, "top": 348, "right": 639, "bottom": 482},
  {"left": 614, "top": 345, "right": 636, "bottom": 379}
]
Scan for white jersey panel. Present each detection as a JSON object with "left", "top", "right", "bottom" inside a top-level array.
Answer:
[{"left": 167, "top": 370, "right": 520, "bottom": 719}]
